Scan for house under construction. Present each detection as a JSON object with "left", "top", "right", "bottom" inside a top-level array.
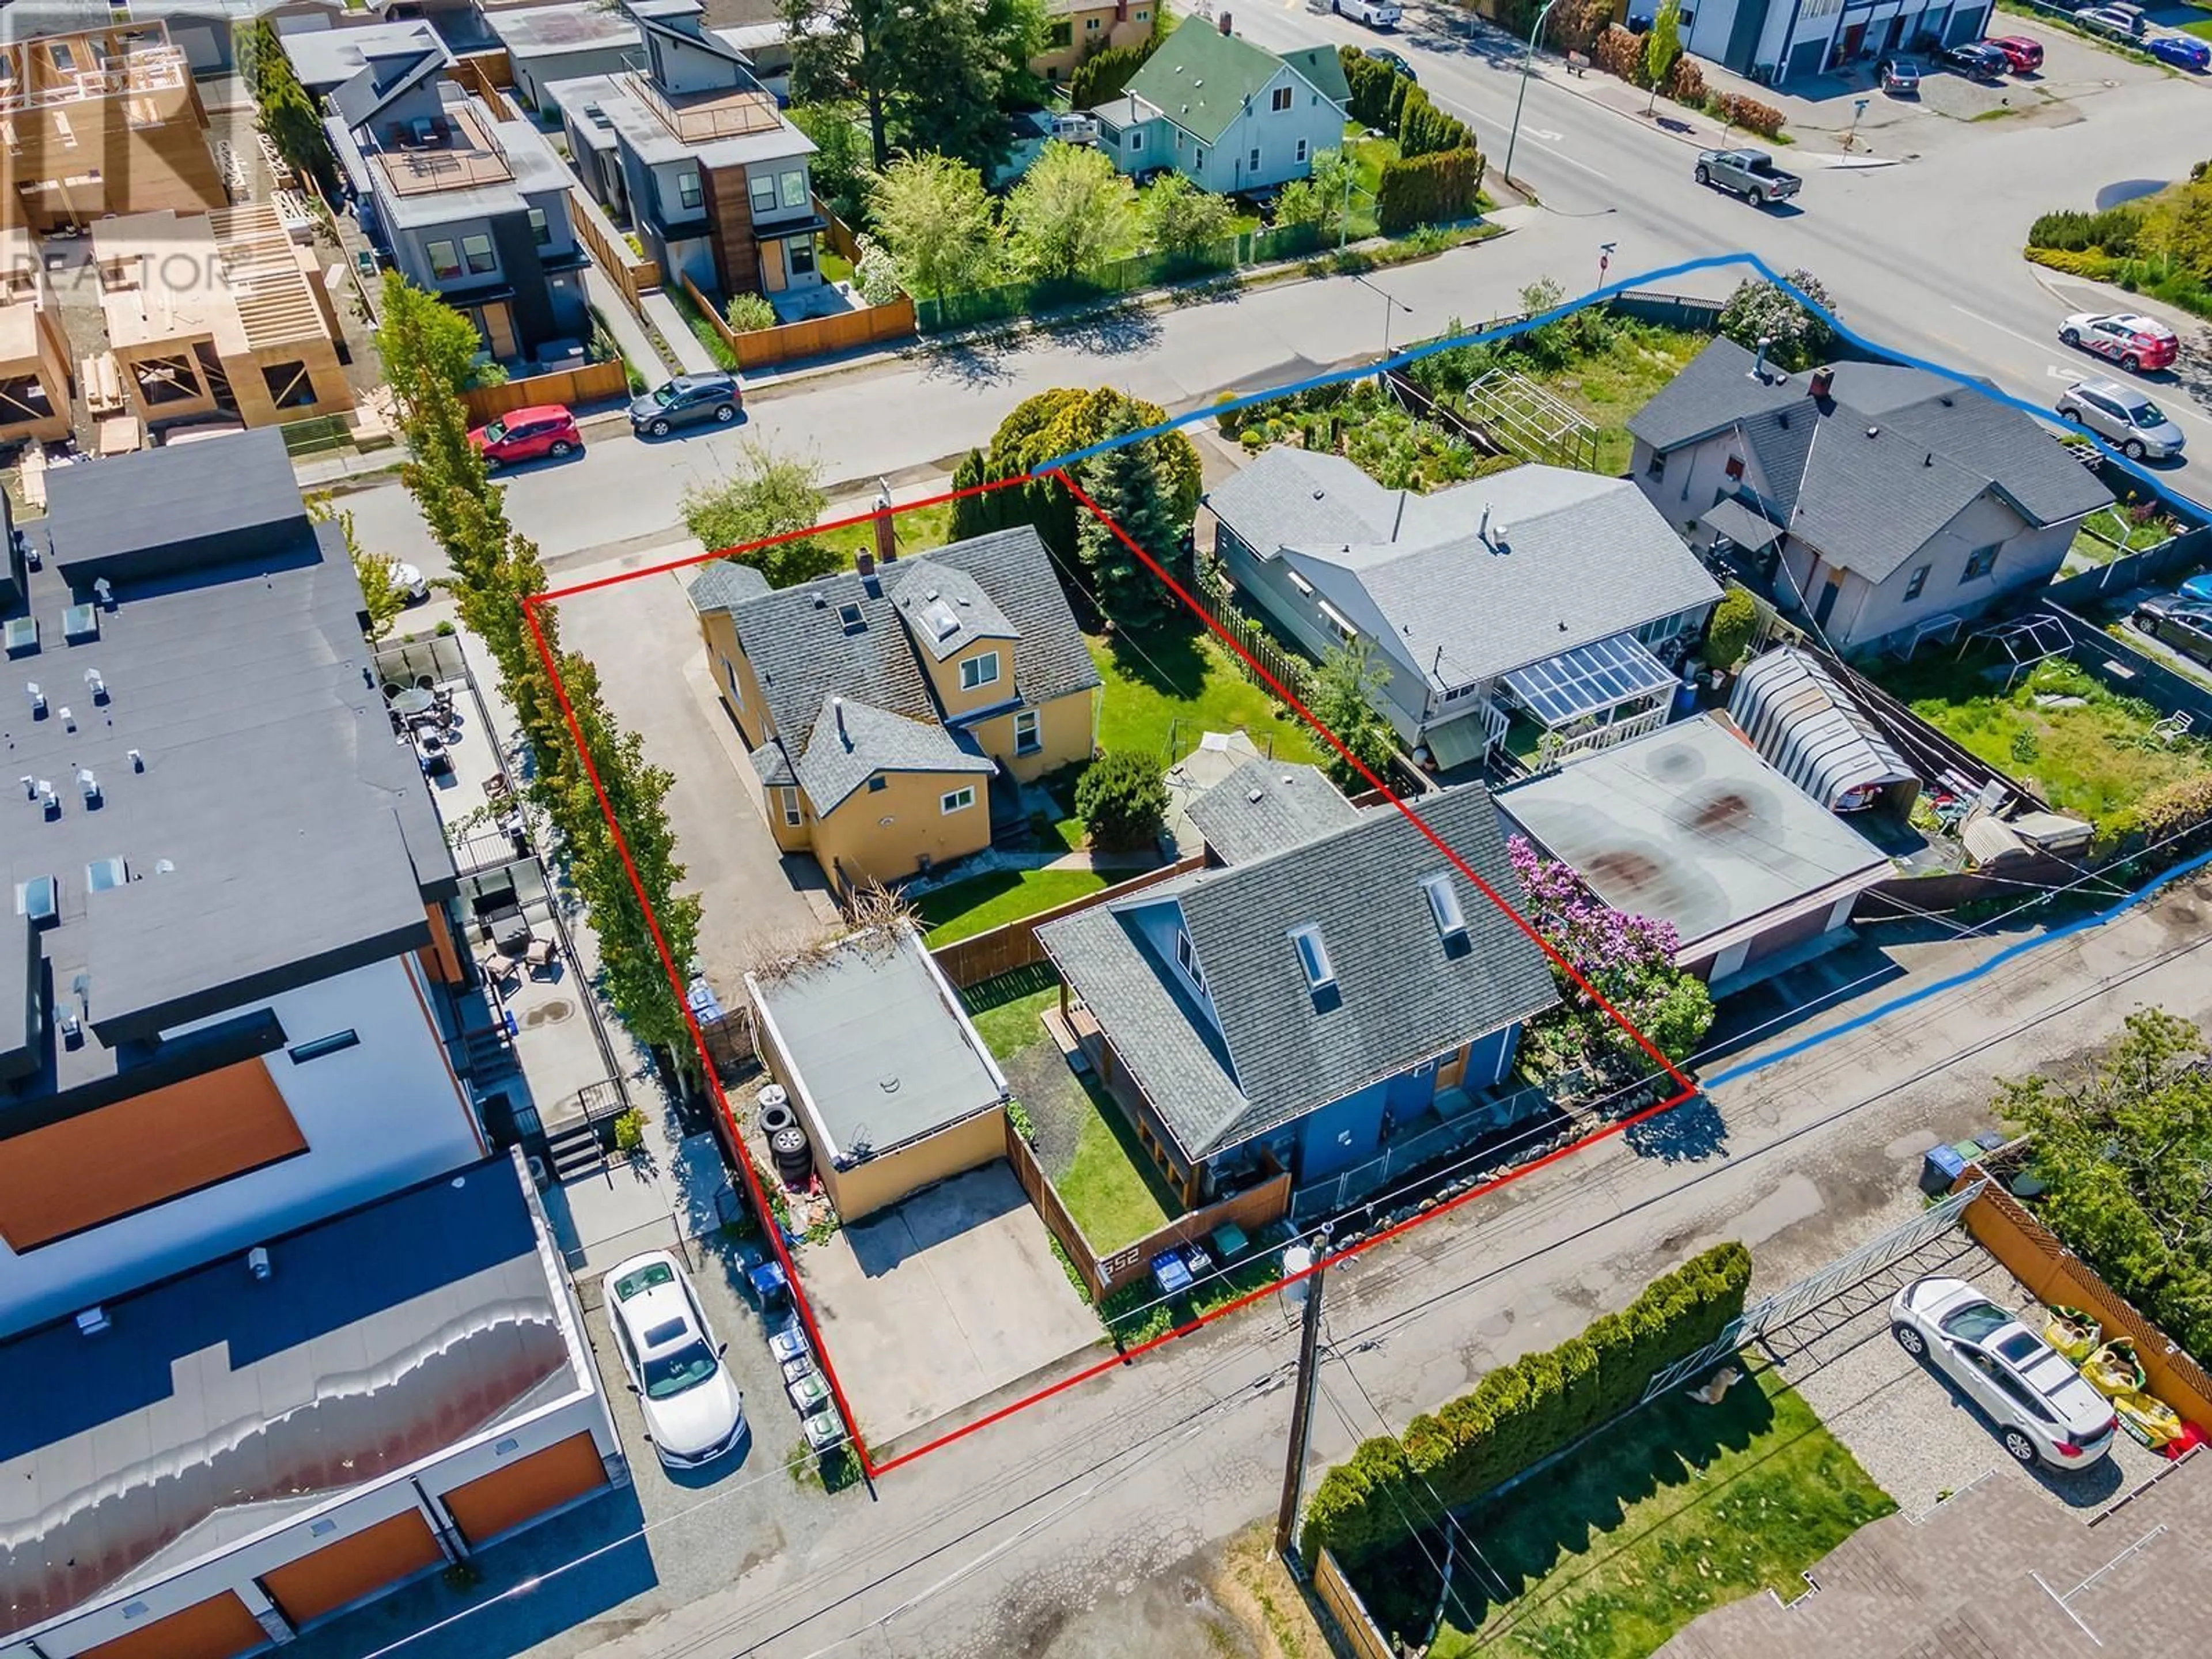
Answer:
[
  {"left": 89, "top": 204, "right": 352, "bottom": 429},
  {"left": 0, "top": 225, "right": 70, "bottom": 442}
]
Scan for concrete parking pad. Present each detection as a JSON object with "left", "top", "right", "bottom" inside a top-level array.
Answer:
[{"left": 796, "top": 1162, "right": 1105, "bottom": 1450}]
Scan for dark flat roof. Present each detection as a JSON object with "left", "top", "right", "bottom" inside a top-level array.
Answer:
[
  {"left": 2, "top": 433, "right": 453, "bottom": 1111},
  {"left": 0, "top": 1155, "right": 584, "bottom": 1640}
]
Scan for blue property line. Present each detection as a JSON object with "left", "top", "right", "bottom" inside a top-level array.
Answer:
[
  {"left": 1701, "top": 846, "right": 2212, "bottom": 1092},
  {"left": 1035, "top": 249, "right": 2210, "bottom": 518}
]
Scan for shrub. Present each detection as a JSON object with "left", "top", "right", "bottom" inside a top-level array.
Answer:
[
  {"left": 1070, "top": 37, "right": 1160, "bottom": 108},
  {"left": 725, "top": 292, "right": 778, "bottom": 333},
  {"left": 1702, "top": 587, "right": 1757, "bottom": 671},
  {"left": 1377, "top": 147, "right": 1485, "bottom": 234},
  {"left": 1711, "top": 91, "right": 1786, "bottom": 138},
  {"left": 1340, "top": 44, "right": 1400, "bottom": 129},
  {"left": 2026, "top": 204, "right": 2146, "bottom": 255},
  {"left": 1552, "top": 0, "right": 1613, "bottom": 52},
  {"left": 1300, "top": 1243, "right": 1753, "bottom": 1563},
  {"left": 612, "top": 1108, "right": 646, "bottom": 1156},
  {"left": 1075, "top": 750, "right": 1170, "bottom": 850},
  {"left": 1593, "top": 24, "right": 1643, "bottom": 82},
  {"left": 1397, "top": 86, "right": 1476, "bottom": 160},
  {"left": 2025, "top": 247, "right": 2123, "bottom": 279},
  {"left": 1666, "top": 53, "right": 1707, "bottom": 105}
]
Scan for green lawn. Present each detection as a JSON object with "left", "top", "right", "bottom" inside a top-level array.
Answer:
[
  {"left": 814, "top": 499, "right": 953, "bottom": 566},
  {"left": 1358, "top": 1367, "right": 1892, "bottom": 1659},
  {"left": 1058, "top": 1074, "right": 1180, "bottom": 1252},
  {"left": 917, "top": 868, "right": 1116, "bottom": 945},
  {"left": 1882, "top": 652, "right": 2211, "bottom": 828},
  {"left": 1089, "top": 624, "right": 1325, "bottom": 766},
  {"left": 1533, "top": 326, "right": 1707, "bottom": 476},
  {"left": 963, "top": 981, "right": 1059, "bottom": 1062},
  {"left": 665, "top": 282, "right": 741, "bottom": 373},
  {"left": 2188, "top": 17, "right": 2212, "bottom": 38}
]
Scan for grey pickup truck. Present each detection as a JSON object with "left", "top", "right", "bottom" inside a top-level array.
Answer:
[{"left": 1694, "top": 149, "right": 1802, "bottom": 207}]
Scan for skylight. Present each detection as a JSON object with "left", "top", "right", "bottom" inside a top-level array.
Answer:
[
  {"left": 837, "top": 602, "right": 866, "bottom": 635},
  {"left": 86, "top": 857, "right": 127, "bottom": 892},
  {"left": 923, "top": 597, "right": 961, "bottom": 642},
  {"left": 15, "top": 874, "right": 56, "bottom": 923},
  {"left": 1289, "top": 924, "right": 1335, "bottom": 993},
  {"left": 1422, "top": 872, "right": 1468, "bottom": 944}
]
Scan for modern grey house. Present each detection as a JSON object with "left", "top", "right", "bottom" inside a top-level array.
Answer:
[
  {"left": 325, "top": 36, "right": 589, "bottom": 360},
  {"left": 281, "top": 17, "right": 447, "bottom": 97},
  {"left": 1038, "top": 782, "right": 1556, "bottom": 1208},
  {"left": 548, "top": 0, "right": 821, "bottom": 304},
  {"left": 482, "top": 1, "right": 641, "bottom": 117},
  {"left": 1205, "top": 448, "right": 1723, "bottom": 770},
  {"left": 1677, "top": 0, "right": 1992, "bottom": 86},
  {"left": 1089, "top": 19, "right": 1348, "bottom": 194},
  {"left": 1628, "top": 337, "right": 2112, "bottom": 657}
]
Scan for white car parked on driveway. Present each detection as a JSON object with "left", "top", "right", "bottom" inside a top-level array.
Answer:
[
  {"left": 1334, "top": 0, "right": 1402, "bottom": 26},
  {"left": 603, "top": 1251, "right": 748, "bottom": 1468},
  {"left": 1889, "top": 1277, "right": 2118, "bottom": 1470}
]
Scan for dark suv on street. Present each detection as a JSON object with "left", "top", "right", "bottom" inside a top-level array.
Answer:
[{"left": 630, "top": 372, "right": 744, "bottom": 438}]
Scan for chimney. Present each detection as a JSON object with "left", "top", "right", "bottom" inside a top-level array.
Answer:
[
  {"left": 855, "top": 551, "right": 874, "bottom": 577},
  {"left": 873, "top": 478, "right": 896, "bottom": 565},
  {"left": 1218, "top": 9, "right": 1232, "bottom": 31},
  {"left": 1809, "top": 366, "right": 1835, "bottom": 401},
  {"left": 832, "top": 696, "right": 849, "bottom": 746},
  {"left": 1751, "top": 336, "right": 1772, "bottom": 383}
]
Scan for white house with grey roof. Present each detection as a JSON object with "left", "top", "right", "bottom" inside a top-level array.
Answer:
[
  {"left": 1628, "top": 336, "right": 2112, "bottom": 657},
  {"left": 1037, "top": 783, "right": 1556, "bottom": 1208},
  {"left": 482, "top": 1, "right": 641, "bottom": 117},
  {"left": 1206, "top": 449, "right": 1723, "bottom": 771}
]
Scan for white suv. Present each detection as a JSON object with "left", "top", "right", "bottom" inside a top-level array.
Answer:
[
  {"left": 1890, "top": 1278, "right": 2118, "bottom": 1469},
  {"left": 2058, "top": 378, "right": 2186, "bottom": 461},
  {"left": 1334, "top": 0, "right": 1402, "bottom": 26}
]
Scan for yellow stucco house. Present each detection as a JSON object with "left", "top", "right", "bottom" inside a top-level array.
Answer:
[
  {"left": 1034, "top": 0, "right": 1156, "bottom": 82},
  {"left": 687, "top": 527, "right": 1101, "bottom": 890}
]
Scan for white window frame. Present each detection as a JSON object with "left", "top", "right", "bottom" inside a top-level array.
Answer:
[
  {"left": 1014, "top": 709, "right": 1043, "bottom": 755},
  {"left": 677, "top": 169, "right": 703, "bottom": 211},
  {"left": 941, "top": 786, "right": 976, "bottom": 815},
  {"left": 749, "top": 172, "right": 775, "bottom": 212},
  {"left": 779, "top": 168, "right": 808, "bottom": 209},
  {"left": 960, "top": 650, "right": 1001, "bottom": 691},
  {"left": 778, "top": 786, "right": 802, "bottom": 826},
  {"left": 1295, "top": 137, "right": 1308, "bottom": 164},
  {"left": 1127, "top": 129, "right": 1145, "bottom": 153},
  {"left": 1175, "top": 928, "right": 1207, "bottom": 995}
]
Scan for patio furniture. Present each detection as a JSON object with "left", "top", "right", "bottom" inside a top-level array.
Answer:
[
  {"left": 1209, "top": 1221, "right": 1250, "bottom": 1261},
  {"left": 419, "top": 746, "right": 453, "bottom": 779},
  {"left": 525, "top": 936, "right": 558, "bottom": 971},
  {"left": 486, "top": 906, "right": 531, "bottom": 953},
  {"left": 415, "top": 675, "right": 435, "bottom": 692},
  {"left": 476, "top": 950, "right": 516, "bottom": 990},
  {"left": 388, "top": 685, "right": 437, "bottom": 718},
  {"left": 1151, "top": 1249, "right": 1194, "bottom": 1297},
  {"left": 484, "top": 772, "right": 510, "bottom": 801}
]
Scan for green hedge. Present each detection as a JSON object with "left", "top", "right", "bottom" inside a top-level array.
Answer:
[
  {"left": 1397, "top": 86, "right": 1475, "bottom": 159},
  {"left": 1298, "top": 1241, "right": 1752, "bottom": 1564},
  {"left": 1377, "top": 147, "right": 1484, "bottom": 234},
  {"left": 1340, "top": 45, "right": 1399, "bottom": 130}
]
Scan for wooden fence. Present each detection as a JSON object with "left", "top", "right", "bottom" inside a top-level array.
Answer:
[
  {"left": 570, "top": 187, "right": 662, "bottom": 309},
  {"left": 1003, "top": 1113, "right": 1105, "bottom": 1295},
  {"left": 460, "top": 357, "right": 629, "bottom": 422},
  {"left": 679, "top": 270, "right": 916, "bottom": 370},
  {"left": 1190, "top": 570, "right": 1310, "bottom": 701},
  {"left": 1311, "top": 1550, "right": 1393, "bottom": 1659},
  {"left": 819, "top": 199, "right": 865, "bottom": 264},
  {"left": 449, "top": 55, "right": 520, "bottom": 123},
  {"left": 929, "top": 855, "right": 1206, "bottom": 989},
  {"left": 1959, "top": 1165, "right": 2212, "bottom": 1428}
]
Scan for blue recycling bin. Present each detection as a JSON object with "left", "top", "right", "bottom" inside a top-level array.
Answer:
[{"left": 1921, "top": 1142, "right": 1967, "bottom": 1197}]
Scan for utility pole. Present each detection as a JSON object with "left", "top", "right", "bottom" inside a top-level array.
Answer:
[
  {"left": 1274, "top": 1231, "right": 1330, "bottom": 1558},
  {"left": 1503, "top": 0, "right": 1562, "bottom": 192}
]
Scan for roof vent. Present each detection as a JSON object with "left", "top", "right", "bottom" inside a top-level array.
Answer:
[
  {"left": 1923, "top": 452, "right": 1933, "bottom": 467},
  {"left": 128, "top": 749, "right": 143, "bottom": 771},
  {"left": 832, "top": 696, "right": 849, "bottom": 745},
  {"left": 74, "top": 1305, "right": 110, "bottom": 1338},
  {"left": 36, "top": 779, "right": 56, "bottom": 818},
  {"left": 1866, "top": 426, "right": 1879, "bottom": 438},
  {"left": 1246, "top": 787, "right": 1264, "bottom": 804},
  {"left": 84, "top": 668, "right": 106, "bottom": 702},
  {"left": 78, "top": 772, "right": 101, "bottom": 809},
  {"left": 92, "top": 577, "right": 113, "bottom": 609},
  {"left": 26, "top": 681, "right": 44, "bottom": 717}
]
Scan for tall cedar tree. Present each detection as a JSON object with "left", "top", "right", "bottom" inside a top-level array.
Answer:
[
  {"left": 783, "top": 0, "right": 1044, "bottom": 171},
  {"left": 1074, "top": 416, "right": 1180, "bottom": 630}
]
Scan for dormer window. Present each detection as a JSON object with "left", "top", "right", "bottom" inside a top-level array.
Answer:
[
  {"left": 960, "top": 650, "right": 1000, "bottom": 691},
  {"left": 1289, "top": 924, "right": 1335, "bottom": 994},
  {"left": 1175, "top": 929, "right": 1206, "bottom": 995}
]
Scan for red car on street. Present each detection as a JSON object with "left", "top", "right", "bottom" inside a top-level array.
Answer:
[
  {"left": 1988, "top": 35, "right": 2044, "bottom": 72},
  {"left": 468, "top": 404, "right": 581, "bottom": 467}
]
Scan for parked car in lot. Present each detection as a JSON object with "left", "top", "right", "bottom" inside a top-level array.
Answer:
[
  {"left": 603, "top": 1251, "right": 747, "bottom": 1468},
  {"left": 1987, "top": 34, "right": 2044, "bottom": 71},
  {"left": 630, "top": 371, "right": 744, "bottom": 438},
  {"left": 2059, "top": 310, "right": 2180, "bottom": 372},
  {"left": 1942, "top": 40, "right": 2010, "bottom": 77},
  {"left": 2057, "top": 377, "right": 2186, "bottom": 460},
  {"left": 1693, "top": 148, "right": 1801, "bottom": 206},
  {"left": 386, "top": 559, "right": 430, "bottom": 603},
  {"left": 1877, "top": 55, "right": 1924, "bottom": 92},
  {"left": 1333, "top": 0, "right": 1401, "bottom": 25},
  {"left": 2149, "top": 33, "right": 2211, "bottom": 70},
  {"left": 2131, "top": 592, "right": 2212, "bottom": 668},
  {"left": 468, "top": 404, "right": 581, "bottom": 467},
  {"left": 1364, "top": 46, "right": 1416, "bottom": 78},
  {"left": 1891, "top": 1278, "right": 2119, "bottom": 1469},
  {"left": 2078, "top": 3, "right": 2145, "bottom": 35}
]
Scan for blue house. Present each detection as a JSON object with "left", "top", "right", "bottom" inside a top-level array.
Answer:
[{"left": 1036, "top": 771, "right": 1556, "bottom": 1209}]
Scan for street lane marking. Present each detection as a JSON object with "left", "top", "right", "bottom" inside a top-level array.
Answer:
[{"left": 1527, "top": 127, "right": 1562, "bottom": 141}]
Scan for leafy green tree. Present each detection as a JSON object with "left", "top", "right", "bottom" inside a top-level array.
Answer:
[
  {"left": 1702, "top": 588, "right": 1758, "bottom": 671},
  {"left": 1006, "top": 142, "right": 1139, "bottom": 279},
  {"left": 869, "top": 154, "right": 1000, "bottom": 309},
  {"left": 680, "top": 439, "right": 843, "bottom": 588},
  {"left": 1142, "top": 173, "right": 1233, "bottom": 263},
  {"left": 1718, "top": 270, "right": 1836, "bottom": 371},
  {"left": 1073, "top": 409, "right": 1183, "bottom": 630},
  {"left": 240, "top": 21, "right": 337, "bottom": 192},
  {"left": 1277, "top": 149, "right": 1354, "bottom": 243},
  {"left": 785, "top": 0, "right": 1042, "bottom": 170},
  {"left": 1075, "top": 751, "right": 1171, "bottom": 849},
  {"left": 309, "top": 494, "right": 408, "bottom": 640},
  {"left": 1644, "top": 0, "right": 1683, "bottom": 114},
  {"left": 1999, "top": 1009, "right": 2212, "bottom": 1366},
  {"left": 787, "top": 103, "right": 873, "bottom": 226},
  {"left": 1306, "top": 638, "right": 1399, "bottom": 791}
]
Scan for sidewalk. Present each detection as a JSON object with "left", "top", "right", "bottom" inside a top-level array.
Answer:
[
  {"left": 1531, "top": 51, "right": 1908, "bottom": 161},
  {"left": 586, "top": 266, "right": 677, "bottom": 380},
  {"left": 640, "top": 287, "right": 722, "bottom": 376}
]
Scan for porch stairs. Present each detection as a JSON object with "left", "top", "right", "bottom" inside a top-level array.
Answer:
[{"left": 545, "top": 1118, "right": 609, "bottom": 1184}]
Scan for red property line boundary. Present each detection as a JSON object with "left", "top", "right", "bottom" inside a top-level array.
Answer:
[{"left": 523, "top": 469, "right": 1697, "bottom": 1482}]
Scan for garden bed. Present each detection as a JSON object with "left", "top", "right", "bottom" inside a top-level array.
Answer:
[{"left": 1350, "top": 1365, "right": 1892, "bottom": 1659}]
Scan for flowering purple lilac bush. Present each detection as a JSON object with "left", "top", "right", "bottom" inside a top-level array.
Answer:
[{"left": 1506, "top": 835, "right": 1715, "bottom": 1087}]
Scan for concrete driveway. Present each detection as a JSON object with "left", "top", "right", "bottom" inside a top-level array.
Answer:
[{"left": 796, "top": 1162, "right": 1107, "bottom": 1455}]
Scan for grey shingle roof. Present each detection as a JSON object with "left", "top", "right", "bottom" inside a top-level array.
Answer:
[
  {"left": 750, "top": 740, "right": 796, "bottom": 788},
  {"left": 687, "top": 558, "right": 772, "bottom": 615},
  {"left": 888, "top": 561, "right": 1018, "bottom": 662},
  {"left": 1184, "top": 759, "right": 1357, "bottom": 865},
  {"left": 726, "top": 527, "right": 1098, "bottom": 812},
  {"left": 1209, "top": 448, "right": 1721, "bottom": 690},
  {"left": 1040, "top": 785, "right": 1557, "bottom": 1160},
  {"left": 1631, "top": 338, "right": 2111, "bottom": 581}
]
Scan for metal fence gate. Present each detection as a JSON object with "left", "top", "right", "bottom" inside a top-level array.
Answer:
[{"left": 1642, "top": 1179, "right": 1987, "bottom": 1403}]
